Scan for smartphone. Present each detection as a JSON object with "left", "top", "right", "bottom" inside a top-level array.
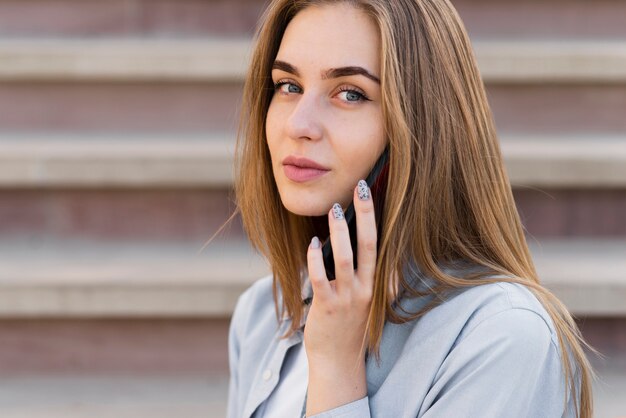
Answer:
[{"left": 321, "top": 146, "right": 390, "bottom": 280}]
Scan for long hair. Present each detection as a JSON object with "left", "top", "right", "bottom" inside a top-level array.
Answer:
[{"left": 230, "top": 0, "right": 598, "bottom": 416}]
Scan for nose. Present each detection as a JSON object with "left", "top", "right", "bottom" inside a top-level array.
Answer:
[{"left": 285, "top": 90, "right": 323, "bottom": 141}]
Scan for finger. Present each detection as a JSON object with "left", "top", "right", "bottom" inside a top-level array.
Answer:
[
  {"left": 307, "top": 236, "right": 333, "bottom": 301},
  {"left": 354, "top": 179, "right": 377, "bottom": 288},
  {"left": 328, "top": 202, "right": 354, "bottom": 297}
]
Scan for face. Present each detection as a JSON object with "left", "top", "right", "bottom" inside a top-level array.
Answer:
[{"left": 266, "top": 3, "right": 386, "bottom": 216}]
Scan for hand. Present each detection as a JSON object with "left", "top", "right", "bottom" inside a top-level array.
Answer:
[{"left": 304, "top": 179, "right": 376, "bottom": 370}]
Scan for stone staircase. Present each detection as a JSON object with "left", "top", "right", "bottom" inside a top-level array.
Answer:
[{"left": 0, "top": 0, "right": 624, "bottom": 416}]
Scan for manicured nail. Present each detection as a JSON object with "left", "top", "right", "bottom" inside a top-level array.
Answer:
[
  {"left": 311, "top": 236, "right": 320, "bottom": 249},
  {"left": 332, "top": 203, "right": 344, "bottom": 220},
  {"left": 357, "top": 179, "right": 370, "bottom": 200}
]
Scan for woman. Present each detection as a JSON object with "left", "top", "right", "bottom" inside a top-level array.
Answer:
[{"left": 226, "top": 0, "right": 597, "bottom": 417}]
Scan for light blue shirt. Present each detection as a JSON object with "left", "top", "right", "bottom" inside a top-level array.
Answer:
[
  {"left": 227, "top": 263, "right": 579, "bottom": 417},
  {"left": 260, "top": 339, "right": 308, "bottom": 417}
]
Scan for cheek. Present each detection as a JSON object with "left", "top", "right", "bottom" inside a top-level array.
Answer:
[
  {"left": 265, "top": 103, "right": 281, "bottom": 161},
  {"left": 334, "top": 113, "right": 385, "bottom": 165}
]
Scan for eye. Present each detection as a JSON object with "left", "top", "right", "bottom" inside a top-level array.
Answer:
[
  {"left": 337, "top": 86, "right": 370, "bottom": 103},
  {"left": 273, "top": 80, "right": 301, "bottom": 95}
]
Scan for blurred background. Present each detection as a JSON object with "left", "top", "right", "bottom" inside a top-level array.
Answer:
[{"left": 0, "top": 0, "right": 624, "bottom": 417}]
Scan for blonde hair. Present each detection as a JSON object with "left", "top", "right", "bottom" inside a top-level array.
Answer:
[{"left": 219, "top": 0, "right": 599, "bottom": 416}]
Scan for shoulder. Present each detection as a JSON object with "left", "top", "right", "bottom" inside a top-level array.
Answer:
[
  {"left": 399, "top": 278, "right": 561, "bottom": 359},
  {"left": 235, "top": 274, "right": 275, "bottom": 310},
  {"left": 230, "top": 274, "right": 277, "bottom": 336},
  {"left": 451, "top": 281, "right": 559, "bottom": 350},
  {"left": 413, "top": 282, "right": 573, "bottom": 417},
  {"left": 367, "top": 279, "right": 573, "bottom": 416},
  {"left": 402, "top": 260, "right": 559, "bottom": 349}
]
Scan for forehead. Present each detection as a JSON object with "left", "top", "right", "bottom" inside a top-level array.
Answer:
[{"left": 275, "top": 3, "right": 381, "bottom": 74}]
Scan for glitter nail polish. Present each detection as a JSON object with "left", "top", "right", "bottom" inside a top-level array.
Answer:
[
  {"left": 332, "top": 203, "right": 344, "bottom": 220},
  {"left": 357, "top": 179, "right": 370, "bottom": 200}
]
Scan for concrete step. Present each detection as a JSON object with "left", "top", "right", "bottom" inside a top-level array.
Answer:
[
  {"left": 1, "top": 133, "right": 624, "bottom": 188},
  {"left": 0, "top": 133, "right": 233, "bottom": 188},
  {"left": 527, "top": 239, "right": 626, "bottom": 316},
  {"left": 0, "top": 238, "right": 267, "bottom": 318},
  {"left": 1, "top": 39, "right": 625, "bottom": 83},
  {"left": 476, "top": 40, "right": 626, "bottom": 83},
  {"left": 0, "top": 375, "right": 228, "bottom": 418},
  {"left": 0, "top": 238, "right": 623, "bottom": 317},
  {"left": 0, "top": 38, "right": 251, "bottom": 82},
  {"left": 500, "top": 135, "right": 626, "bottom": 187},
  {"left": 0, "top": 367, "right": 622, "bottom": 418}
]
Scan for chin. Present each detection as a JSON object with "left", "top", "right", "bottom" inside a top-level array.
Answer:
[
  {"left": 275, "top": 179, "right": 330, "bottom": 217},
  {"left": 282, "top": 199, "right": 329, "bottom": 217},
  {"left": 276, "top": 177, "right": 352, "bottom": 217}
]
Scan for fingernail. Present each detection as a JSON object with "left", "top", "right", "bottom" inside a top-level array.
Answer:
[
  {"left": 311, "top": 236, "right": 320, "bottom": 249},
  {"left": 332, "top": 203, "right": 344, "bottom": 220},
  {"left": 357, "top": 179, "right": 370, "bottom": 201}
]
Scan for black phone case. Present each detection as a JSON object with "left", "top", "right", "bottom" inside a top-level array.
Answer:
[{"left": 321, "top": 146, "right": 389, "bottom": 280}]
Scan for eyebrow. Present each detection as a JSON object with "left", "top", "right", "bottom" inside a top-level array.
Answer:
[{"left": 272, "top": 60, "right": 380, "bottom": 84}]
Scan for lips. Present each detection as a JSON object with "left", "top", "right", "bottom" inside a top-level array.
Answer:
[
  {"left": 282, "top": 155, "right": 330, "bottom": 171},
  {"left": 282, "top": 155, "right": 330, "bottom": 183}
]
